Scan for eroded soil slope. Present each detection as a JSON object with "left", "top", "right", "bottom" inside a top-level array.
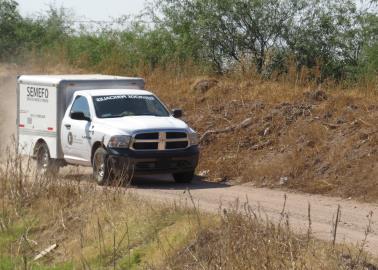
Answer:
[{"left": 148, "top": 72, "right": 378, "bottom": 201}]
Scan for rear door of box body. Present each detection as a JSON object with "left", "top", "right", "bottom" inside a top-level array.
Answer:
[{"left": 18, "top": 83, "right": 58, "bottom": 158}]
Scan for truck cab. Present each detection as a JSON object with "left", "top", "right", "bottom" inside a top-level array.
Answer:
[{"left": 17, "top": 75, "right": 199, "bottom": 184}]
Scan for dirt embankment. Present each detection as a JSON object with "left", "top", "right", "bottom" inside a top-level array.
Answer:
[{"left": 147, "top": 73, "right": 378, "bottom": 202}]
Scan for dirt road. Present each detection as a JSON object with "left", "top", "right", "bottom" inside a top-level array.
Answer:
[{"left": 126, "top": 175, "right": 378, "bottom": 255}]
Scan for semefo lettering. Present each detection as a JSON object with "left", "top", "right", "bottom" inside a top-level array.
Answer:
[{"left": 26, "top": 87, "right": 49, "bottom": 99}]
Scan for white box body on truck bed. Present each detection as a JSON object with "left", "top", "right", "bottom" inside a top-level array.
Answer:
[
  {"left": 16, "top": 75, "right": 199, "bottom": 184},
  {"left": 17, "top": 75, "right": 144, "bottom": 159}
]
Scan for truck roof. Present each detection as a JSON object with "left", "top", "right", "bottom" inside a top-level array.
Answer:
[
  {"left": 77, "top": 89, "right": 153, "bottom": 96},
  {"left": 18, "top": 74, "right": 144, "bottom": 85}
]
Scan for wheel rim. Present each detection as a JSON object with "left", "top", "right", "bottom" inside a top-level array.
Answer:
[
  {"left": 38, "top": 147, "right": 49, "bottom": 172},
  {"left": 94, "top": 153, "right": 105, "bottom": 183}
]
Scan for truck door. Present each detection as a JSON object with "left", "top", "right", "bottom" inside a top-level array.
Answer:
[{"left": 61, "top": 95, "right": 93, "bottom": 165}]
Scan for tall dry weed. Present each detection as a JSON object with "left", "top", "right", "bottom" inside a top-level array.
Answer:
[{"left": 163, "top": 200, "right": 377, "bottom": 270}]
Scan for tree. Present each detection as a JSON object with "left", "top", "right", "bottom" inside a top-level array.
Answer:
[
  {"left": 155, "top": 0, "right": 305, "bottom": 74},
  {"left": 0, "top": 0, "right": 21, "bottom": 59},
  {"left": 156, "top": 0, "right": 373, "bottom": 80},
  {"left": 229, "top": 0, "right": 302, "bottom": 73},
  {"left": 284, "top": 0, "right": 363, "bottom": 81},
  {"left": 353, "top": 1, "right": 378, "bottom": 81}
]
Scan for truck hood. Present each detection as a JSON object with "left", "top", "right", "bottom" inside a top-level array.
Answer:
[{"left": 95, "top": 116, "right": 189, "bottom": 134}]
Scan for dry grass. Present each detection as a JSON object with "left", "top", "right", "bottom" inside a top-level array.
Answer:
[
  {"left": 162, "top": 204, "right": 378, "bottom": 270},
  {"left": 0, "top": 149, "right": 377, "bottom": 269},
  {"left": 144, "top": 68, "right": 378, "bottom": 201},
  {"left": 0, "top": 148, "right": 206, "bottom": 269}
]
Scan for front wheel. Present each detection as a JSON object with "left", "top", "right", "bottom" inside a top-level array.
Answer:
[
  {"left": 36, "top": 143, "right": 59, "bottom": 175},
  {"left": 93, "top": 147, "right": 111, "bottom": 186},
  {"left": 173, "top": 171, "right": 195, "bottom": 183}
]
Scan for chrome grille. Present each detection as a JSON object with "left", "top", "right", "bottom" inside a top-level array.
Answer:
[
  {"left": 131, "top": 131, "right": 189, "bottom": 151},
  {"left": 135, "top": 133, "right": 159, "bottom": 140}
]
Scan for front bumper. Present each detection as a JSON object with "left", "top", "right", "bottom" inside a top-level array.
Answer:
[{"left": 107, "top": 146, "right": 199, "bottom": 175}]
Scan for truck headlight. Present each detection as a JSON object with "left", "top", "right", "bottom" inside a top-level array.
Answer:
[
  {"left": 108, "top": 135, "right": 131, "bottom": 148},
  {"left": 188, "top": 132, "right": 199, "bottom": 146}
]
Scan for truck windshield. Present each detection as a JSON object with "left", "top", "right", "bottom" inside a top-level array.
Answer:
[{"left": 92, "top": 95, "right": 170, "bottom": 118}]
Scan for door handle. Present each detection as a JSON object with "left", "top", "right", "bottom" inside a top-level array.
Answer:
[{"left": 65, "top": 124, "right": 71, "bottom": 129}]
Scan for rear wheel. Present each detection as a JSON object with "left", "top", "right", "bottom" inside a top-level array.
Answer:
[
  {"left": 36, "top": 143, "right": 59, "bottom": 175},
  {"left": 93, "top": 147, "right": 111, "bottom": 186},
  {"left": 173, "top": 171, "right": 195, "bottom": 183}
]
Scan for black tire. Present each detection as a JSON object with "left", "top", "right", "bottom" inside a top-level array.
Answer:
[
  {"left": 173, "top": 171, "right": 195, "bottom": 183},
  {"left": 36, "top": 143, "right": 59, "bottom": 175},
  {"left": 92, "top": 147, "right": 111, "bottom": 186}
]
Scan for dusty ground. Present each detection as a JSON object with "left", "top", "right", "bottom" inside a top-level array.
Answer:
[{"left": 0, "top": 64, "right": 17, "bottom": 147}]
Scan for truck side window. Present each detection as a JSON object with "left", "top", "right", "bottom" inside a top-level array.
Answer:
[{"left": 70, "top": 96, "right": 91, "bottom": 119}]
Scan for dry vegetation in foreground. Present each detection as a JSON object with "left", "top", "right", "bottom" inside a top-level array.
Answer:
[
  {"left": 0, "top": 150, "right": 206, "bottom": 269},
  {"left": 145, "top": 68, "right": 378, "bottom": 202},
  {"left": 0, "top": 150, "right": 377, "bottom": 269},
  {"left": 164, "top": 206, "right": 378, "bottom": 270}
]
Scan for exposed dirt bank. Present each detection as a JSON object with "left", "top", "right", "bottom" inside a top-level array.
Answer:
[{"left": 147, "top": 72, "right": 378, "bottom": 202}]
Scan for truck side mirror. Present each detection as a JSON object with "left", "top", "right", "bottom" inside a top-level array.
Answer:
[
  {"left": 71, "top": 112, "right": 91, "bottom": 122},
  {"left": 172, "top": 109, "right": 183, "bottom": 118}
]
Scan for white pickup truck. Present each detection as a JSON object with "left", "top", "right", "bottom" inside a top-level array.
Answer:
[{"left": 17, "top": 75, "right": 199, "bottom": 184}]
